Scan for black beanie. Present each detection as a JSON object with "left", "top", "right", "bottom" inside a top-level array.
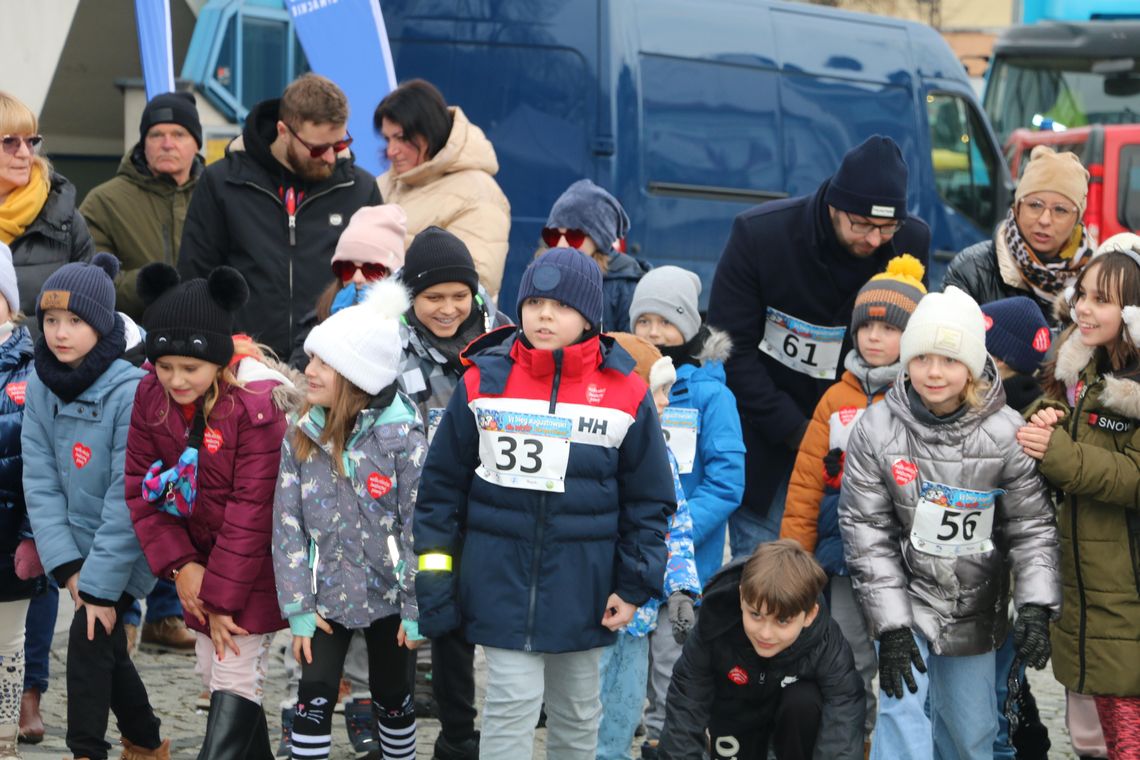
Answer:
[
  {"left": 137, "top": 263, "right": 249, "bottom": 366},
  {"left": 824, "top": 135, "right": 909, "bottom": 220},
  {"left": 139, "top": 92, "right": 203, "bottom": 148},
  {"left": 400, "top": 226, "right": 480, "bottom": 296}
]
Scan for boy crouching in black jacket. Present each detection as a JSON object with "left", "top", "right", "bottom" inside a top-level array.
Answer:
[{"left": 659, "top": 540, "right": 864, "bottom": 760}]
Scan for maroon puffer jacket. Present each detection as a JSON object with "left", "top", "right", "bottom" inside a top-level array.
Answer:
[{"left": 126, "top": 361, "right": 299, "bottom": 634}]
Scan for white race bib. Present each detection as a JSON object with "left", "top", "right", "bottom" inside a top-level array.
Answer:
[
  {"left": 758, "top": 307, "right": 846, "bottom": 379},
  {"left": 427, "top": 408, "right": 445, "bottom": 445},
  {"left": 910, "top": 481, "right": 1002, "bottom": 558},
  {"left": 475, "top": 409, "right": 573, "bottom": 492},
  {"left": 661, "top": 407, "right": 700, "bottom": 474}
]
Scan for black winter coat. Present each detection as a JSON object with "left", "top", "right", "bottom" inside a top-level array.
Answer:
[
  {"left": 942, "top": 239, "right": 1052, "bottom": 322},
  {"left": 0, "top": 328, "right": 42, "bottom": 601},
  {"left": 706, "top": 181, "right": 930, "bottom": 517},
  {"left": 177, "top": 99, "right": 382, "bottom": 357},
  {"left": 659, "top": 562, "right": 864, "bottom": 760}
]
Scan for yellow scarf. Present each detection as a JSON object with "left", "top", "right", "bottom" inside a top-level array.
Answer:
[{"left": 0, "top": 163, "right": 50, "bottom": 244}]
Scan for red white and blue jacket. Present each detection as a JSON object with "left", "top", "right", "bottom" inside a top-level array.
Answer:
[{"left": 413, "top": 326, "right": 673, "bottom": 653}]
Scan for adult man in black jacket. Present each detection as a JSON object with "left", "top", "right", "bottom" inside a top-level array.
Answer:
[
  {"left": 178, "top": 74, "right": 382, "bottom": 357},
  {"left": 707, "top": 135, "right": 930, "bottom": 559}
]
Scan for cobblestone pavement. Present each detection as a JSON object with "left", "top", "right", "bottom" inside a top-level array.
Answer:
[{"left": 23, "top": 595, "right": 1077, "bottom": 759}]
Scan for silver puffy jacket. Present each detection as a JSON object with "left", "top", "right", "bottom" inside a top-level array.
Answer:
[{"left": 838, "top": 359, "right": 1060, "bottom": 656}]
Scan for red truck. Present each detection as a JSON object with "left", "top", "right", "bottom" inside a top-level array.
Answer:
[{"left": 1005, "top": 124, "right": 1140, "bottom": 242}]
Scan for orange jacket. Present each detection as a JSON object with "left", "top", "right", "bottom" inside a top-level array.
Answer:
[{"left": 780, "top": 370, "right": 888, "bottom": 552}]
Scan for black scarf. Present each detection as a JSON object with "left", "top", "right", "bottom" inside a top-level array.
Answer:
[
  {"left": 659, "top": 326, "right": 709, "bottom": 369},
  {"left": 407, "top": 306, "right": 486, "bottom": 374},
  {"left": 34, "top": 317, "right": 127, "bottom": 404}
]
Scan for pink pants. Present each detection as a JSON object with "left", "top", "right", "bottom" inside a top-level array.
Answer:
[
  {"left": 1096, "top": 695, "right": 1140, "bottom": 760},
  {"left": 194, "top": 631, "right": 273, "bottom": 705}
]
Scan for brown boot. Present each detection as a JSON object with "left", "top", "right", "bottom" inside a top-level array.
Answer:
[
  {"left": 139, "top": 617, "right": 195, "bottom": 650},
  {"left": 119, "top": 738, "right": 170, "bottom": 760},
  {"left": 17, "top": 690, "right": 43, "bottom": 744},
  {"left": 124, "top": 624, "right": 138, "bottom": 656}
]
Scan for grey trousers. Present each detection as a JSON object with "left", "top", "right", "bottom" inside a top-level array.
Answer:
[
  {"left": 829, "top": 575, "right": 877, "bottom": 737},
  {"left": 643, "top": 606, "right": 684, "bottom": 741}
]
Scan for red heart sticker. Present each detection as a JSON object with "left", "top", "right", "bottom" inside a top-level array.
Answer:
[
  {"left": 983, "top": 315, "right": 994, "bottom": 330},
  {"left": 72, "top": 443, "right": 91, "bottom": 469},
  {"left": 727, "top": 665, "right": 749, "bottom": 685},
  {"left": 1032, "top": 327, "right": 1051, "bottom": 353},
  {"left": 838, "top": 406, "right": 858, "bottom": 426},
  {"left": 891, "top": 458, "right": 918, "bottom": 486},
  {"left": 5, "top": 381, "right": 25, "bottom": 405},
  {"left": 368, "top": 472, "right": 392, "bottom": 499},
  {"left": 203, "top": 428, "right": 223, "bottom": 454}
]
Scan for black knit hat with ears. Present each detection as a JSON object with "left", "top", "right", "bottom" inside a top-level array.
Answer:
[{"left": 137, "top": 263, "right": 249, "bottom": 366}]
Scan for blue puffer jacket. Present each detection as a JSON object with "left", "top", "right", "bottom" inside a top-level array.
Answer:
[
  {"left": 414, "top": 327, "right": 673, "bottom": 653},
  {"left": 668, "top": 329, "right": 746, "bottom": 586},
  {"left": 0, "top": 327, "right": 39, "bottom": 602},
  {"left": 23, "top": 358, "right": 153, "bottom": 604}
]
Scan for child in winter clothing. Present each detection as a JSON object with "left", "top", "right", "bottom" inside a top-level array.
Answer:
[
  {"left": 779, "top": 254, "right": 925, "bottom": 746},
  {"left": 0, "top": 246, "right": 41, "bottom": 759},
  {"left": 413, "top": 248, "right": 673, "bottom": 759},
  {"left": 125, "top": 263, "right": 297, "bottom": 758},
  {"left": 626, "top": 265, "right": 745, "bottom": 751},
  {"left": 597, "top": 333, "right": 700, "bottom": 760},
  {"left": 22, "top": 254, "right": 166, "bottom": 760},
  {"left": 543, "top": 179, "right": 648, "bottom": 332},
  {"left": 274, "top": 278, "right": 427, "bottom": 760},
  {"left": 659, "top": 539, "right": 864, "bottom": 760},
  {"left": 1017, "top": 248, "right": 1140, "bottom": 758},
  {"left": 839, "top": 286, "right": 1061, "bottom": 760}
]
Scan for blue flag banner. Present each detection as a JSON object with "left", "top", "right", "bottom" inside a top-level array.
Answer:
[
  {"left": 287, "top": 0, "right": 397, "bottom": 176},
  {"left": 134, "top": 0, "right": 176, "bottom": 100}
]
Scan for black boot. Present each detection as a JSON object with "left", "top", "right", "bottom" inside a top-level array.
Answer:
[{"left": 196, "top": 691, "right": 271, "bottom": 760}]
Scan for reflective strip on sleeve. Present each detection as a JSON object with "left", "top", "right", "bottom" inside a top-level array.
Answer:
[{"left": 418, "top": 553, "right": 453, "bottom": 572}]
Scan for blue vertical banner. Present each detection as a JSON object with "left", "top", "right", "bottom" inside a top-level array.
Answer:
[
  {"left": 287, "top": 0, "right": 398, "bottom": 176},
  {"left": 134, "top": 0, "right": 176, "bottom": 100}
]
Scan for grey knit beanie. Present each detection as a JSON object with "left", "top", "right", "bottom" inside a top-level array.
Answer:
[
  {"left": 628, "top": 266, "right": 702, "bottom": 343},
  {"left": 546, "top": 179, "right": 630, "bottom": 252}
]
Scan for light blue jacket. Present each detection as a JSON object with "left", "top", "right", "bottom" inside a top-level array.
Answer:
[{"left": 23, "top": 359, "right": 153, "bottom": 603}]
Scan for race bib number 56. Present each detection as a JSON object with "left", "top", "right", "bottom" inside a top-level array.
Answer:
[
  {"left": 910, "top": 481, "right": 1003, "bottom": 558},
  {"left": 475, "top": 408, "right": 573, "bottom": 492},
  {"left": 758, "top": 307, "right": 845, "bottom": 379}
]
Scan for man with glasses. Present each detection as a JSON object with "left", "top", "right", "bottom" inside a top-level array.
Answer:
[
  {"left": 179, "top": 73, "right": 381, "bottom": 358},
  {"left": 945, "top": 146, "right": 1092, "bottom": 325},
  {"left": 707, "top": 135, "right": 931, "bottom": 561}
]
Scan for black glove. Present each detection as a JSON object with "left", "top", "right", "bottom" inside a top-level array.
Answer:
[
  {"left": 1013, "top": 604, "right": 1052, "bottom": 670},
  {"left": 878, "top": 628, "right": 927, "bottom": 699},
  {"left": 667, "top": 591, "right": 695, "bottom": 645}
]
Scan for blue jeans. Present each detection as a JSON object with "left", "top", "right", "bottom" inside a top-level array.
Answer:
[
  {"left": 728, "top": 480, "right": 787, "bottom": 560},
  {"left": 24, "top": 582, "right": 58, "bottom": 693},
  {"left": 871, "top": 630, "right": 998, "bottom": 760},
  {"left": 122, "top": 578, "right": 183, "bottom": 627},
  {"left": 597, "top": 634, "right": 651, "bottom": 760},
  {"left": 992, "top": 633, "right": 1022, "bottom": 760}
]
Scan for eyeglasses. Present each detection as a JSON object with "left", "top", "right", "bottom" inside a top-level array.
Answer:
[
  {"left": 332, "top": 260, "right": 388, "bottom": 283},
  {"left": 541, "top": 227, "right": 588, "bottom": 249},
  {"left": 1019, "top": 198, "right": 1077, "bottom": 223},
  {"left": 845, "top": 212, "right": 904, "bottom": 237},
  {"left": 1, "top": 135, "right": 43, "bottom": 156},
  {"left": 285, "top": 123, "right": 353, "bottom": 159}
]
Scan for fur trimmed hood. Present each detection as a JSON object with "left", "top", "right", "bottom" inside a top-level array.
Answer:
[
  {"left": 1054, "top": 331, "right": 1140, "bottom": 419},
  {"left": 695, "top": 326, "right": 732, "bottom": 365},
  {"left": 235, "top": 354, "right": 306, "bottom": 414}
]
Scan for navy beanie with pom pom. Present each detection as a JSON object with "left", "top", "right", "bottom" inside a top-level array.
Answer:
[
  {"left": 137, "top": 263, "right": 250, "bottom": 366},
  {"left": 37, "top": 252, "right": 121, "bottom": 336}
]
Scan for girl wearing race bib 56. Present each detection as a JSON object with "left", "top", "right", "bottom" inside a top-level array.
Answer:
[{"left": 838, "top": 286, "right": 1060, "bottom": 760}]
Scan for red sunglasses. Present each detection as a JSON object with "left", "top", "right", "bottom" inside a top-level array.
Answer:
[
  {"left": 286, "top": 122, "right": 353, "bottom": 159},
  {"left": 541, "top": 227, "right": 588, "bottom": 249},
  {"left": 332, "top": 260, "right": 388, "bottom": 283}
]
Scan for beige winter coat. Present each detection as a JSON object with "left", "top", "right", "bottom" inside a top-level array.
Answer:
[{"left": 377, "top": 107, "right": 511, "bottom": 298}]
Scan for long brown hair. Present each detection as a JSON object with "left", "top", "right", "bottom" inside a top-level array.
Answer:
[{"left": 292, "top": 368, "right": 371, "bottom": 475}]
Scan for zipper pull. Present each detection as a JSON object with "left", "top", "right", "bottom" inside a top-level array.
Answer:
[{"left": 285, "top": 187, "right": 297, "bottom": 246}]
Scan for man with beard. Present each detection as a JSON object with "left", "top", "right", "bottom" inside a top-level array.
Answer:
[{"left": 178, "top": 74, "right": 381, "bottom": 357}]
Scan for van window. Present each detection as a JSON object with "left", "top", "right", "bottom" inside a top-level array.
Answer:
[
  {"left": 1120, "top": 145, "right": 1140, "bottom": 231},
  {"left": 927, "top": 93, "right": 998, "bottom": 231}
]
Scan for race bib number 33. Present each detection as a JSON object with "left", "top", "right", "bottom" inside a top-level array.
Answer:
[
  {"left": 910, "top": 481, "right": 1003, "bottom": 558},
  {"left": 475, "top": 408, "right": 573, "bottom": 492},
  {"left": 758, "top": 307, "right": 845, "bottom": 379}
]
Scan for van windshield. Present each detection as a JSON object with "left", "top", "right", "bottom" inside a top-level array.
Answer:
[{"left": 985, "top": 56, "right": 1140, "bottom": 144}]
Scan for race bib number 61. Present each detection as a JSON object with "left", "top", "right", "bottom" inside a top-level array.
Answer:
[
  {"left": 475, "top": 409, "right": 573, "bottom": 492},
  {"left": 758, "top": 307, "right": 846, "bottom": 380}
]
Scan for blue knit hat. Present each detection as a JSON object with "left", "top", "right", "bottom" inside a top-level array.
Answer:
[
  {"left": 546, "top": 179, "right": 630, "bottom": 253},
  {"left": 824, "top": 135, "right": 909, "bottom": 221},
  {"left": 981, "top": 296, "right": 1051, "bottom": 374},
  {"left": 37, "top": 253, "right": 120, "bottom": 336},
  {"left": 518, "top": 247, "right": 604, "bottom": 327}
]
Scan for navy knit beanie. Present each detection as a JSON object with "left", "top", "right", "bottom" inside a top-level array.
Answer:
[
  {"left": 824, "top": 135, "right": 909, "bottom": 220},
  {"left": 981, "top": 296, "right": 1052, "bottom": 374},
  {"left": 546, "top": 179, "right": 630, "bottom": 253},
  {"left": 517, "top": 247, "right": 604, "bottom": 327},
  {"left": 37, "top": 253, "right": 120, "bottom": 336}
]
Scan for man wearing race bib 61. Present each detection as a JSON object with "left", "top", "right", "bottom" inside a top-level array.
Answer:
[
  {"left": 412, "top": 247, "right": 673, "bottom": 759},
  {"left": 708, "top": 135, "right": 931, "bottom": 558},
  {"left": 837, "top": 286, "right": 1060, "bottom": 759}
]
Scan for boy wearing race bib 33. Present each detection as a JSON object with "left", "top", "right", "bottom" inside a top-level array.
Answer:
[
  {"left": 838, "top": 286, "right": 1060, "bottom": 760},
  {"left": 413, "top": 247, "right": 673, "bottom": 759}
]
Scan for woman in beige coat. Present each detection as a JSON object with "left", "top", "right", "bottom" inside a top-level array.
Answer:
[{"left": 375, "top": 80, "right": 511, "bottom": 299}]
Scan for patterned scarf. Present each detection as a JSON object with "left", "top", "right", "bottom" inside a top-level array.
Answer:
[
  {"left": 1001, "top": 207, "right": 1094, "bottom": 310},
  {"left": 0, "top": 163, "right": 49, "bottom": 244}
]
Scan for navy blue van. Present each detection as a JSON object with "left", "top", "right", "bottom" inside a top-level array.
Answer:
[{"left": 381, "top": 0, "right": 1009, "bottom": 303}]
